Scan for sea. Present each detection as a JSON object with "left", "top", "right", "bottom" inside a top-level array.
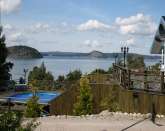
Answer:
[{"left": 8, "top": 57, "right": 160, "bottom": 80}]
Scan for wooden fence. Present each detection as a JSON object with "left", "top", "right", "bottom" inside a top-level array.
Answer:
[
  {"left": 112, "top": 64, "right": 163, "bottom": 92},
  {"left": 49, "top": 71, "right": 165, "bottom": 115},
  {"left": 50, "top": 81, "right": 165, "bottom": 115}
]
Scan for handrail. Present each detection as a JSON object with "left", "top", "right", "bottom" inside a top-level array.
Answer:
[{"left": 112, "top": 63, "right": 162, "bottom": 92}]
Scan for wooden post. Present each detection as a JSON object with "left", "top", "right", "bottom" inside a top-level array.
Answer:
[
  {"left": 128, "top": 70, "right": 131, "bottom": 89},
  {"left": 144, "top": 70, "right": 148, "bottom": 90},
  {"left": 161, "top": 71, "right": 164, "bottom": 93}
]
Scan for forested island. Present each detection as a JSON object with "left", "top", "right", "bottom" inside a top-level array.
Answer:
[{"left": 7, "top": 46, "right": 43, "bottom": 59}]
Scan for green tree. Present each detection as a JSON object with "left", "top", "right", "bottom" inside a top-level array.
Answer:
[
  {"left": 0, "top": 27, "right": 13, "bottom": 89},
  {"left": 107, "top": 67, "right": 113, "bottom": 74},
  {"left": 74, "top": 77, "right": 93, "bottom": 115},
  {"left": 28, "top": 62, "right": 54, "bottom": 90},
  {"left": 56, "top": 75, "right": 65, "bottom": 82},
  {"left": 66, "top": 70, "right": 82, "bottom": 81},
  {"left": 90, "top": 68, "right": 107, "bottom": 74},
  {"left": 24, "top": 96, "right": 41, "bottom": 118},
  {"left": 127, "top": 55, "right": 145, "bottom": 69}
]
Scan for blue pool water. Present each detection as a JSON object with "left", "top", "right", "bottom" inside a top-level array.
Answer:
[{"left": 8, "top": 92, "right": 60, "bottom": 104}]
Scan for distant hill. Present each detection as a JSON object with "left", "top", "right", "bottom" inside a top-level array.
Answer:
[
  {"left": 8, "top": 46, "right": 43, "bottom": 59},
  {"left": 87, "top": 50, "right": 106, "bottom": 58},
  {"left": 41, "top": 51, "right": 161, "bottom": 59}
]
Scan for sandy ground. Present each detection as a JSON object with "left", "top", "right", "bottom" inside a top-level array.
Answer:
[{"left": 35, "top": 111, "right": 165, "bottom": 131}]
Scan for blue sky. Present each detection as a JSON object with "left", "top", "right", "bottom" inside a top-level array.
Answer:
[{"left": 0, "top": 0, "right": 165, "bottom": 54}]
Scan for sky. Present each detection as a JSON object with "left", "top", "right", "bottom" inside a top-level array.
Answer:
[{"left": 0, "top": 0, "right": 164, "bottom": 54}]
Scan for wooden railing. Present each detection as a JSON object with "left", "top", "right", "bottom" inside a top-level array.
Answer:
[
  {"left": 113, "top": 64, "right": 131, "bottom": 89},
  {"left": 112, "top": 63, "right": 164, "bottom": 93}
]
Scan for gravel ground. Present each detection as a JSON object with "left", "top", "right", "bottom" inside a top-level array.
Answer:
[{"left": 35, "top": 110, "right": 165, "bottom": 131}]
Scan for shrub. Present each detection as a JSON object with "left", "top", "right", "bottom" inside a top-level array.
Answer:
[
  {"left": 107, "top": 67, "right": 113, "bottom": 74},
  {"left": 90, "top": 68, "right": 107, "bottom": 74},
  {"left": 56, "top": 75, "right": 65, "bottom": 82},
  {"left": 73, "top": 77, "right": 93, "bottom": 115},
  {"left": 0, "top": 111, "right": 38, "bottom": 131},
  {"left": 127, "top": 55, "right": 145, "bottom": 69},
  {"left": 24, "top": 96, "right": 42, "bottom": 118},
  {"left": 66, "top": 70, "right": 82, "bottom": 81},
  {"left": 0, "top": 111, "right": 22, "bottom": 131}
]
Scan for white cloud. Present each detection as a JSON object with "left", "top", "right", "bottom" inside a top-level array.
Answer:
[
  {"left": 83, "top": 40, "right": 102, "bottom": 48},
  {"left": 61, "top": 22, "right": 68, "bottom": 27},
  {"left": 3, "top": 24, "right": 13, "bottom": 30},
  {"left": 78, "top": 20, "right": 111, "bottom": 31},
  {"left": 126, "top": 38, "right": 135, "bottom": 46},
  {"left": 0, "top": 0, "right": 22, "bottom": 13},
  {"left": 115, "top": 13, "right": 157, "bottom": 36},
  {"left": 29, "top": 23, "right": 50, "bottom": 33},
  {"left": 35, "top": 23, "right": 49, "bottom": 30},
  {"left": 8, "top": 32, "right": 26, "bottom": 43}
]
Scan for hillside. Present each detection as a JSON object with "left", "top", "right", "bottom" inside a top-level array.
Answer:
[
  {"left": 8, "top": 46, "right": 43, "bottom": 59},
  {"left": 41, "top": 51, "right": 160, "bottom": 59},
  {"left": 87, "top": 50, "right": 106, "bottom": 58}
]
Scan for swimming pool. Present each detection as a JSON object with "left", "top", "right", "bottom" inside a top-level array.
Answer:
[{"left": 7, "top": 92, "right": 60, "bottom": 104}]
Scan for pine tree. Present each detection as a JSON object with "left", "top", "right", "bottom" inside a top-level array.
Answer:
[
  {"left": 74, "top": 77, "right": 93, "bottom": 115},
  {"left": 0, "top": 26, "right": 13, "bottom": 89}
]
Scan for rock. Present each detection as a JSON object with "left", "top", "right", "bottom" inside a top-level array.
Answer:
[
  {"left": 129, "top": 113, "right": 133, "bottom": 117},
  {"left": 137, "top": 113, "right": 141, "bottom": 117},
  {"left": 156, "top": 114, "right": 161, "bottom": 118},
  {"left": 146, "top": 113, "right": 151, "bottom": 118},
  {"left": 160, "top": 115, "right": 164, "bottom": 118},
  {"left": 99, "top": 110, "right": 109, "bottom": 116},
  {"left": 57, "top": 115, "right": 60, "bottom": 119},
  {"left": 132, "top": 113, "right": 137, "bottom": 117}
]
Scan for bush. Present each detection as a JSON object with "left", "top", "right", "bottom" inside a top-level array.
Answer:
[
  {"left": 0, "top": 111, "right": 22, "bottom": 131},
  {"left": 0, "top": 111, "right": 38, "bottom": 131},
  {"left": 73, "top": 77, "right": 93, "bottom": 115},
  {"left": 66, "top": 70, "right": 82, "bottom": 81},
  {"left": 90, "top": 68, "right": 107, "bottom": 74},
  {"left": 127, "top": 55, "right": 145, "bottom": 69},
  {"left": 24, "top": 96, "right": 42, "bottom": 118},
  {"left": 56, "top": 75, "right": 65, "bottom": 82},
  {"left": 107, "top": 67, "right": 113, "bottom": 74}
]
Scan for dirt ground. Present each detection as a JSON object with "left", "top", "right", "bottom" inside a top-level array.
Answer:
[{"left": 35, "top": 112, "right": 165, "bottom": 131}]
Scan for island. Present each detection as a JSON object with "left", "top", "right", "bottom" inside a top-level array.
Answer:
[
  {"left": 41, "top": 50, "right": 160, "bottom": 59},
  {"left": 7, "top": 45, "right": 43, "bottom": 59}
]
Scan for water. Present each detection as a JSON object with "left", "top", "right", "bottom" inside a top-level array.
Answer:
[
  {"left": 8, "top": 92, "right": 60, "bottom": 104},
  {"left": 8, "top": 57, "right": 160, "bottom": 80}
]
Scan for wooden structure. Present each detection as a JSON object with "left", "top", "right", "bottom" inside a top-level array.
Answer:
[
  {"left": 49, "top": 64, "right": 165, "bottom": 115},
  {"left": 112, "top": 63, "right": 164, "bottom": 93},
  {"left": 2, "top": 64, "right": 165, "bottom": 115}
]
